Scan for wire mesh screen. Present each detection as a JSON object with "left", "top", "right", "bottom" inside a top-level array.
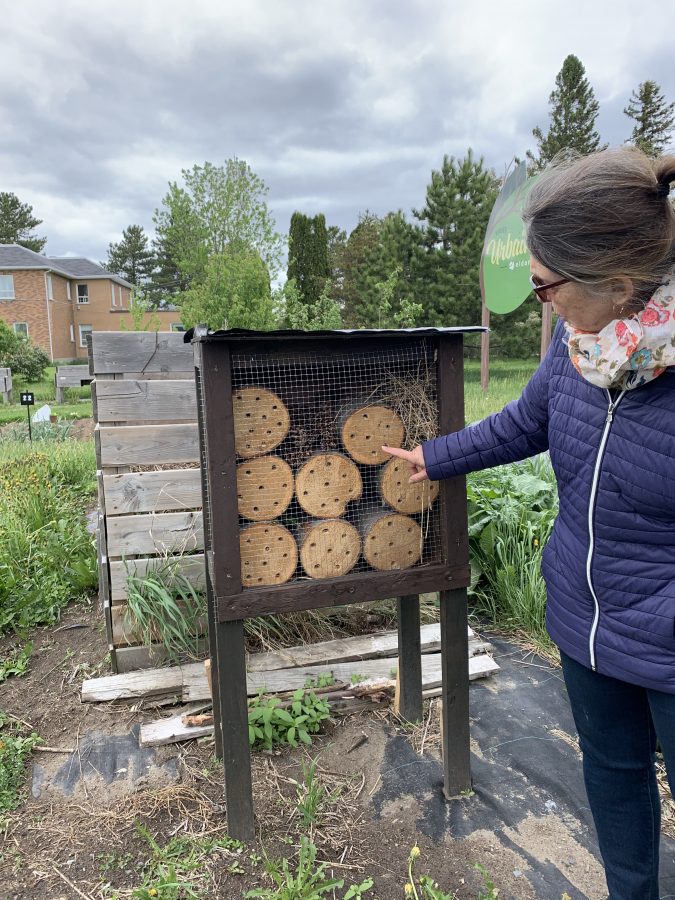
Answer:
[{"left": 227, "top": 338, "right": 443, "bottom": 589}]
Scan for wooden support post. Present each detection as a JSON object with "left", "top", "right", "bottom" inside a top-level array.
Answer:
[
  {"left": 480, "top": 302, "right": 490, "bottom": 392},
  {"left": 439, "top": 587, "right": 471, "bottom": 798},
  {"left": 540, "top": 303, "right": 553, "bottom": 360},
  {"left": 215, "top": 618, "right": 255, "bottom": 841},
  {"left": 198, "top": 339, "right": 255, "bottom": 841},
  {"left": 395, "top": 594, "right": 423, "bottom": 722},
  {"left": 55, "top": 384, "right": 65, "bottom": 404}
]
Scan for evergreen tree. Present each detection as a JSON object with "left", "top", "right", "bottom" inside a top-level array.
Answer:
[
  {"left": 336, "top": 212, "right": 382, "bottom": 326},
  {"left": 0, "top": 192, "right": 46, "bottom": 252},
  {"left": 103, "top": 224, "right": 156, "bottom": 286},
  {"left": 624, "top": 80, "right": 675, "bottom": 156},
  {"left": 287, "top": 213, "right": 331, "bottom": 307},
  {"left": 413, "top": 151, "right": 500, "bottom": 327},
  {"left": 527, "top": 55, "right": 606, "bottom": 171}
]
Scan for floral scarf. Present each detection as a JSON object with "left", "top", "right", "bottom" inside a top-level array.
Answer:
[{"left": 565, "top": 269, "right": 675, "bottom": 390}]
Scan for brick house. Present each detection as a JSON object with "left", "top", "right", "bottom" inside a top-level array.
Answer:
[{"left": 0, "top": 244, "right": 185, "bottom": 361}]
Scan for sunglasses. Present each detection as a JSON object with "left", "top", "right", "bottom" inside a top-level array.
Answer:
[{"left": 529, "top": 274, "right": 570, "bottom": 303}]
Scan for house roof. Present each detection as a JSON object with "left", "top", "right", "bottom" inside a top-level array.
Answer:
[{"left": 0, "top": 244, "right": 133, "bottom": 288}]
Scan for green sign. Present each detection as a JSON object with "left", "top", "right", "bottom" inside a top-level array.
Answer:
[{"left": 481, "top": 162, "right": 535, "bottom": 314}]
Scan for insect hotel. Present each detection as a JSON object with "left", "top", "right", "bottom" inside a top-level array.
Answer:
[{"left": 192, "top": 325, "right": 481, "bottom": 839}]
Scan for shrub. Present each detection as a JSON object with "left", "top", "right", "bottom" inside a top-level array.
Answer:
[{"left": 0, "top": 321, "right": 50, "bottom": 381}]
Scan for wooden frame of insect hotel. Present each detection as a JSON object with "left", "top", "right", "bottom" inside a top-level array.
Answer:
[{"left": 192, "top": 325, "right": 483, "bottom": 839}]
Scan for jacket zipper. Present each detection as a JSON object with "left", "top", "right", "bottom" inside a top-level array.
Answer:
[{"left": 586, "top": 388, "right": 626, "bottom": 670}]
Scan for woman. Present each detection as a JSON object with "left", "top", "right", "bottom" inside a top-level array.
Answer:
[{"left": 384, "top": 147, "right": 675, "bottom": 900}]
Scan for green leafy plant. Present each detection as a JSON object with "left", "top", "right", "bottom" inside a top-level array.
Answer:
[
  {"left": 0, "top": 642, "right": 32, "bottom": 682},
  {"left": 245, "top": 836, "right": 344, "bottom": 899},
  {"left": 293, "top": 756, "right": 341, "bottom": 828},
  {"left": 467, "top": 456, "right": 557, "bottom": 652},
  {"left": 0, "top": 714, "right": 41, "bottom": 820},
  {"left": 405, "top": 846, "right": 457, "bottom": 899},
  {"left": 124, "top": 564, "right": 206, "bottom": 663},
  {"left": 132, "top": 822, "right": 243, "bottom": 899},
  {"left": 248, "top": 689, "right": 330, "bottom": 751},
  {"left": 304, "top": 673, "right": 335, "bottom": 689},
  {"left": 474, "top": 863, "right": 499, "bottom": 899},
  {"left": 343, "top": 878, "right": 374, "bottom": 898},
  {"left": 0, "top": 446, "right": 96, "bottom": 635}
]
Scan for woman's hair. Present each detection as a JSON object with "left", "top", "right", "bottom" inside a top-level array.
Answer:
[{"left": 523, "top": 148, "right": 675, "bottom": 299}]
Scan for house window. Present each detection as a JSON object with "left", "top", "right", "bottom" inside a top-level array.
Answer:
[
  {"left": 78, "top": 324, "right": 92, "bottom": 348},
  {"left": 70, "top": 324, "right": 75, "bottom": 343},
  {"left": 67, "top": 282, "right": 71, "bottom": 301},
  {"left": 13, "top": 322, "right": 28, "bottom": 337},
  {"left": 111, "top": 284, "right": 117, "bottom": 307},
  {"left": 170, "top": 323, "right": 186, "bottom": 332},
  {"left": 77, "top": 284, "right": 89, "bottom": 304},
  {"left": 47, "top": 274, "right": 54, "bottom": 299},
  {"left": 0, "top": 274, "right": 15, "bottom": 300}
]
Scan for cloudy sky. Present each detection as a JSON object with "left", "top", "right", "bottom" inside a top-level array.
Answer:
[{"left": 2, "top": 0, "right": 674, "bottom": 264}]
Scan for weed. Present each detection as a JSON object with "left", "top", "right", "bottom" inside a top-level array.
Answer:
[
  {"left": 132, "top": 822, "right": 243, "bottom": 899},
  {"left": 0, "top": 642, "right": 32, "bottom": 682},
  {"left": 474, "top": 863, "right": 499, "bottom": 899},
  {"left": 248, "top": 689, "right": 330, "bottom": 751},
  {"left": 0, "top": 713, "right": 41, "bottom": 821},
  {"left": 293, "top": 756, "right": 340, "bottom": 828},
  {"left": 343, "top": 878, "right": 374, "bottom": 898},
  {"left": 406, "top": 846, "right": 456, "bottom": 899},
  {"left": 245, "top": 836, "right": 344, "bottom": 898},
  {"left": 304, "top": 673, "right": 335, "bottom": 689},
  {"left": 350, "top": 673, "right": 367, "bottom": 685},
  {"left": 125, "top": 563, "right": 206, "bottom": 663}
]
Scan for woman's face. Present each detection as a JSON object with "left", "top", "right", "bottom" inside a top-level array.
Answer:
[{"left": 530, "top": 258, "right": 630, "bottom": 332}]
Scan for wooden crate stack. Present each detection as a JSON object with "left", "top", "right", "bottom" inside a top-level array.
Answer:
[{"left": 90, "top": 332, "right": 203, "bottom": 673}]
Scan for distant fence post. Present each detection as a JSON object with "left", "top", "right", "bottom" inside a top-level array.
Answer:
[{"left": 0, "top": 367, "right": 12, "bottom": 404}]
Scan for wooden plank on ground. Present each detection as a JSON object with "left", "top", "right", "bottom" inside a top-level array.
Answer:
[
  {"left": 106, "top": 511, "right": 204, "bottom": 557},
  {"left": 138, "top": 654, "right": 499, "bottom": 748},
  {"left": 99, "top": 423, "right": 199, "bottom": 466},
  {"left": 114, "top": 641, "right": 208, "bottom": 673},
  {"left": 109, "top": 554, "right": 206, "bottom": 602},
  {"left": 90, "top": 332, "right": 194, "bottom": 375},
  {"left": 103, "top": 469, "right": 202, "bottom": 515},
  {"left": 82, "top": 664, "right": 198, "bottom": 702},
  {"left": 183, "top": 648, "right": 498, "bottom": 701},
  {"left": 96, "top": 379, "right": 197, "bottom": 423},
  {"left": 82, "top": 637, "right": 495, "bottom": 701}
]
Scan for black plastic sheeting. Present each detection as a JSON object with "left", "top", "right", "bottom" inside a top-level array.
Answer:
[{"left": 372, "top": 637, "right": 675, "bottom": 900}]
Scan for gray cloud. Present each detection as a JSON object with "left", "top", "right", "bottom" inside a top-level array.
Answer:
[{"left": 2, "top": 0, "right": 674, "bottom": 261}]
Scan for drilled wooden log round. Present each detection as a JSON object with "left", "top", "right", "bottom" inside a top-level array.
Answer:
[
  {"left": 340, "top": 404, "right": 405, "bottom": 465},
  {"left": 359, "top": 508, "right": 422, "bottom": 571},
  {"left": 295, "top": 452, "right": 363, "bottom": 518},
  {"left": 379, "top": 457, "right": 440, "bottom": 514},
  {"left": 298, "top": 518, "right": 361, "bottom": 579},
  {"left": 236, "top": 456, "right": 294, "bottom": 521},
  {"left": 239, "top": 522, "right": 298, "bottom": 587},
  {"left": 233, "top": 386, "right": 290, "bottom": 458}
]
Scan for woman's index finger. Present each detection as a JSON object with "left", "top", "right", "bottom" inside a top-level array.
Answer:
[{"left": 381, "top": 445, "right": 415, "bottom": 462}]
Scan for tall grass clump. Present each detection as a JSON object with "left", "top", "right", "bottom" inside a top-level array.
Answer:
[
  {"left": 0, "top": 441, "right": 97, "bottom": 635},
  {"left": 467, "top": 454, "right": 558, "bottom": 653}
]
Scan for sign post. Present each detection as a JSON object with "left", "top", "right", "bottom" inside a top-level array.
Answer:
[{"left": 20, "top": 391, "right": 34, "bottom": 442}]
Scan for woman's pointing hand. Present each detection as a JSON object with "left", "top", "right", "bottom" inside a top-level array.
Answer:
[{"left": 381, "top": 445, "right": 429, "bottom": 484}]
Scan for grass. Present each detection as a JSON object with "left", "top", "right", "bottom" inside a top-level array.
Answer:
[
  {"left": 0, "top": 440, "right": 97, "bottom": 636},
  {"left": 464, "top": 357, "right": 537, "bottom": 423},
  {"left": 0, "top": 365, "right": 92, "bottom": 423},
  {"left": 0, "top": 712, "right": 41, "bottom": 825}
]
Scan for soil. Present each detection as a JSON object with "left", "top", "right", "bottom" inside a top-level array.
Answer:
[{"left": 2, "top": 601, "right": 672, "bottom": 899}]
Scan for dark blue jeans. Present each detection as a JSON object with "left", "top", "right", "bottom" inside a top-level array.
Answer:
[{"left": 561, "top": 652, "right": 675, "bottom": 900}]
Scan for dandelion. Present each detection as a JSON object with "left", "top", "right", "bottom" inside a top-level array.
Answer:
[
  {"left": 404, "top": 884, "right": 414, "bottom": 897},
  {"left": 410, "top": 846, "right": 420, "bottom": 859},
  {"left": 533, "top": 538, "right": 539, "bottom": 547}
]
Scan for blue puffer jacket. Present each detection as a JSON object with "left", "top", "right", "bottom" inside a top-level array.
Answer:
[{"left": 423, "top": 323, "right": 675, "bottom": 694}]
